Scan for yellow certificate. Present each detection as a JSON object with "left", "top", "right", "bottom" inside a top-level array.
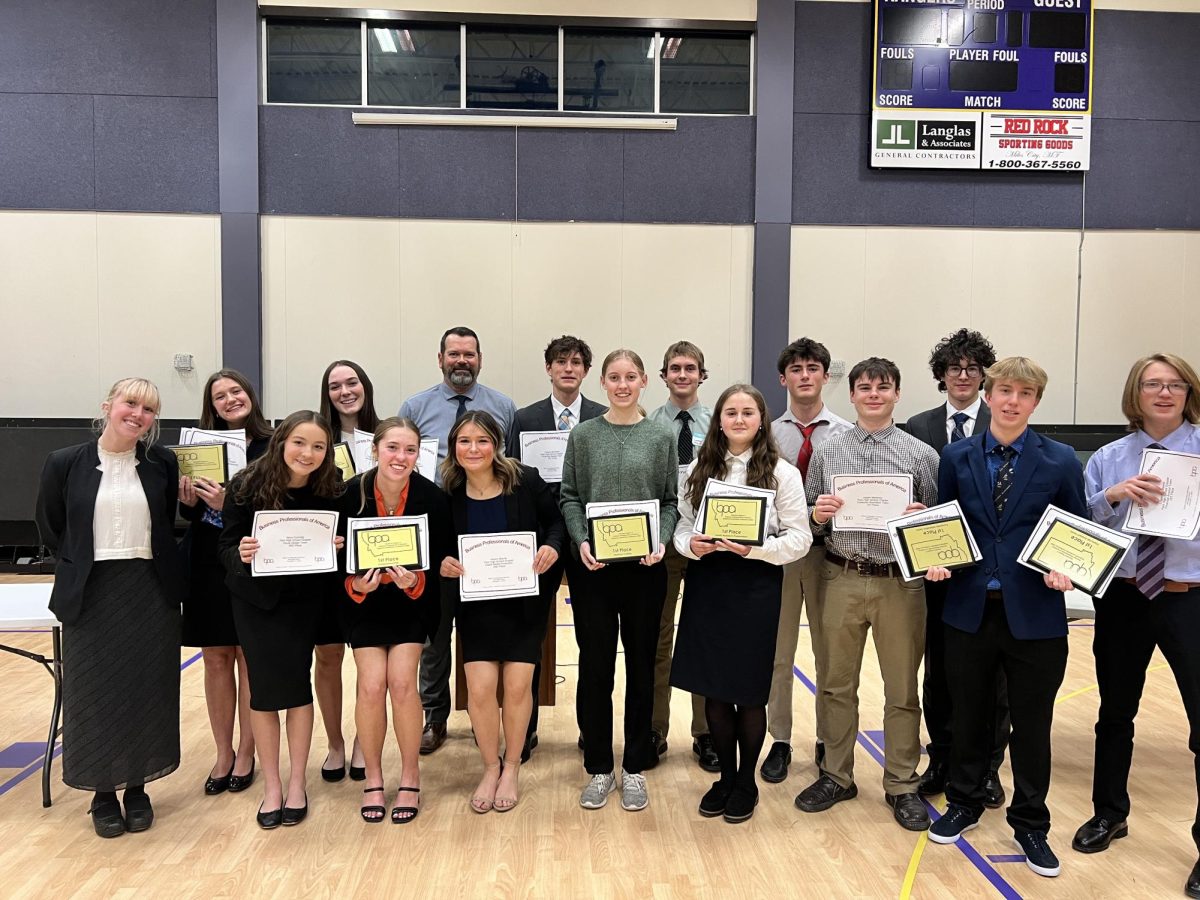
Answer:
[
  {"left": 588, "top": 513, "right": 652, "bottom": 564},
  {"left": 333, "top": 442, "right": 356, "bottom": 483},
  {"left": 170, "top": 442, "right": 229, "bottom": 484},
  {"left": 355, "top": 525, "right": 422, "bottom": 573},
  {"left": 1029, "top": 520, "right": 1122, "bottom": 594},
  {"left": 898, "top": 518, "right": 973, "bottom": 574},
  {"left": 699, "top": 496, "right": 766, "bottom": 545}
]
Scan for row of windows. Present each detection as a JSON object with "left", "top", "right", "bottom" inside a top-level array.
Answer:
[{"left": 264, "top": 20, "right": 754, "bottom": 115}]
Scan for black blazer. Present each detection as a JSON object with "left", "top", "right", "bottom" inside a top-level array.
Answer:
[
  {"left": 905, "top": 402, "right": 992, "bottom": 453},
  {"left": 36, "top": 441, "right": 185, "bottom": 625},
  {"left": 443, "top": 464, "right": 566, "bottom": 620},
  {"left": 505, "top": 395, "right": 607, "bottom": 497}
]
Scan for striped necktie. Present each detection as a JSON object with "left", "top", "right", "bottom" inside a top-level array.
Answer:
[
  {"left": 557, "top": 408, "right": 573, "bottom": 431},
  {"left": 950, "top": 412, "right": 969, "bottom": 443},
  {"left": 676, "top": 410, "right": 694, "bottom": 465},
  {"left": 1135, "top": 442, "right": 1167, "bottom": 599}
]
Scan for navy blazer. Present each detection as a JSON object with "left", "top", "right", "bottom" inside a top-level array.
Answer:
[
  {"left": 937, "top": 428, "right": 1086, "bottom": 640},
  {"left": 36, "top": 441, "right": 185, "bottom": 625}
]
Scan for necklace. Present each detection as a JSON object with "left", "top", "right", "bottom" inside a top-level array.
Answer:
[{"left": 604, "top": 415, "right": 643, "bottom": 449}]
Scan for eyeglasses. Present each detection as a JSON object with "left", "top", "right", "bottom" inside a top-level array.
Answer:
[
  {"left": 947, "top": 365, "right": 982, "bottom": 378},
  {"left": 1140, "top": 380, "right": 1191, "bottom": 396}
]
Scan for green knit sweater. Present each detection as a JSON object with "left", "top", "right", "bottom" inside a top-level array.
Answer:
[{"left": 559, "top": 415, "right": 680, "bottom": 549}]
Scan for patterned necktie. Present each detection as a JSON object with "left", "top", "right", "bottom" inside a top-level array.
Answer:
[
  {"left": 794, "top": 421, "right": 824, "bottom": 481},
  {"left": 950, "top": 411, "right": 969, "bottom": 443},
  {"left": 676, "top": 410, "right": 694, "bottom": 465},
  {"left": 993, "top": 445, "right": 1016, "bottom": 518},
  {"left": 453, "top": 395, "right": 468, "bottom": 421},
  {"left": 1135, "top": 442, "right": 1167, "bottom": 598},
  {"left": 557, "top": 408, "right": 573, "bottom": 431}
]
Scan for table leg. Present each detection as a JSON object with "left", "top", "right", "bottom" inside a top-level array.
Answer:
[{"left": 42, "top": 626, "right": 62, "bottom": 808}]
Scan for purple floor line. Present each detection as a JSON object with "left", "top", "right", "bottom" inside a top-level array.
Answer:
[
  {"left": 790, "top": 665, "right": 1022, "bottom": 900},
  {"left": 0, "top": 650, "right": 204, "bottom": 800},
  {"left": 988, "top": 855, "right": 1028, "bottom": 864}
]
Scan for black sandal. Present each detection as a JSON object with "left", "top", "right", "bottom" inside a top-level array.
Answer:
[
  {"left": 391, "top": 786, "right": 420, "bottom": 824},
  {"left": 361, "top": 786, "right": 386, "bottom": 824}
]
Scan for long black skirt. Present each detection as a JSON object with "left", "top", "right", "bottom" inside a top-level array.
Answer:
[
  {"left": 62, "top": 559, "right": 181, "bottom": 791},
  {"left": 670, "top": 550, "right": 783, "bottom": 706}
]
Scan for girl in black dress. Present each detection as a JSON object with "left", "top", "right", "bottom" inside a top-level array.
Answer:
[
  {"left": 178, "top": 369, "right": 272, "bottom": 796},
  {"left": 438, "top": 411, "right": 564, "bottom": 813},
  {"left": 220, "top": 411, "right": 345, "bottom": 829},
  {"left": 671, "top": 385, "right": 812, "bottom": 823},
  {"left": 339, "top": 417, "right": 452, "bottom": 823}
]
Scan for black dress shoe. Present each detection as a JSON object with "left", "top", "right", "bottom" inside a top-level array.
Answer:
[
  {"left": 349, "top": 764, "right": 367, "bottom": 782},
  {"left": 256, "top": 803, "right": 283, "bottom": 830},
  {"left": 693, "top": 734, "right": 721, "bottom": 773},
  {"left": 123, "top": 791, "right": 154, "bottom": 833},
  {"left": 794, "top": 774, "right": 858, "bottom": 813},
  {"left": 1071, "top": 816, "right": 1129, "bottom": 853},
  {"left": 521, "top": 732, "right": 539, "bottom": 764},
  {"left": 1186, "top": 858, "right": 1200, "bottom": 899},
  {"left": 651, "top": 730, "right": 668, "bottom": 757},
  {"left": 917, "top": 760, "right": 949, "bottom": 797},
  {"left": 419, "top": 722, "right": 447, "bottom": 755},
  {"left": 205, "top": 765, "right": 234, "bottom": 795},
  {"left": 320, "top": 757, "right": 346, "bottom": 782},
  {"left": 281, "top": 793, "right": 308, "bottom": 826},
  {"left": 760, "top": 742, "right": 791, "bottom": 784},
  {"left": 723, "top": 786, "right": 759, "bottom": 824},
  {"left": 983, "top": 770, "right": 1006, "bottom": 809},
  {"left": 89, "top": 796, "right": 126, "bottom": 838},
  {"left": 228, "top": 760, "right": 256, "bottom": 793},
  {"left": 699, "top": 780, "right": 734, "bottom": 818},
  {"left": 886, "top": 792, "right": 931, "bottom": 831}
]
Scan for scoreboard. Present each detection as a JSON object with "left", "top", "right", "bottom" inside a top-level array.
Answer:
[{"left": 870, "top": 0, "right": 1093, "bottom": 170}]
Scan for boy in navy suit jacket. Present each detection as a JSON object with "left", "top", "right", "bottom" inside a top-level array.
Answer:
[{"left": 924, "top": 357, "right": 1086, "bottom": 880}]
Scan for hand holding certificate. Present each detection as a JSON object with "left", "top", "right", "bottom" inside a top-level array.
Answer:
[
  {"left": 1123, "top": 447, "right": 1200, "bottom": 540},
  {"left": 250, "top": 510, "right": 340, "bottom": 577},
  {"left": 588, "top": 513, "right": 653, "bottom": 564},
  {"left": 458, "top": 532, "right": 539, "bottom": 601},
  {"left": 346, "top": 515, "right": 429, "bottom": 574},
  {"left": 885, "top": 501, "right": 982, "bottom": 579},
  {"left": 1017, "top": 505, "right": 1133, "bottom": 597},
  {"left": 692, "top": 478, "right": 774, "bottom": 546},
  {"left": 831, "top": 474, "right": 913, "bottom": 533}
]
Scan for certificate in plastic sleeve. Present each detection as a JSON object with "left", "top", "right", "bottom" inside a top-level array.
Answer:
[
  {"left": 588, "top": 512, "right": 653, "bottom": 564},
  {"left": 354, "top": 524, "right": 422, "bottom": 573},
  {"left": 170, "top": 442, "right": 229, "bottom": 484},
  {"left": 698, "top": 496, "right": 767, "bottom": 546},
  {"left": 333, "top": 442, "right": 356, "bottom": 483}
]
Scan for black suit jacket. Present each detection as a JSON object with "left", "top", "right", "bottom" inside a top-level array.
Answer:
[
  {"left": 443, "top": 464, "right": 566, "bottom": 621},
  {"left": 506, "top": 395, "right": 607, "bottom": 499},
  {"left": 36, "top": 441, "right": 185, "bottom": 624},
  {"left": 905, "top": 401, "right": 992, "bottom": 453}
]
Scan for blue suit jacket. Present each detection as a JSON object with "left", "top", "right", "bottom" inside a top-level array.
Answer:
[{"left": 938, "top": 428, "right": 1086, "bottom": 640}]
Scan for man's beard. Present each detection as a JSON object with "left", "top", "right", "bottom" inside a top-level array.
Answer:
[{"left": 447, "top": 367, "right": 476, "bottom": 387}]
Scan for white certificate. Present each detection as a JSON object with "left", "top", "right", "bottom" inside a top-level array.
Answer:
[
  {"left": 346, "top": 514, "right": 430, "bottom": 573},
  {"left": 831, "top": 474, "right": 913, "bottom": 533},
  {"left": 459, "top": 531, "right": 539, "bottom": 601},
  {"left": 519, "top": 431, "right": 570, "bottom": 482},
  {"left": 251, "top": 510, "right": 339, "bottom": 577},
  {"left": 352, "top": 429, "right": 376, "bottom": 473},
  {"left": 1123, "top": 447, "right": 1200, "bottom": 540},
  {"left": 417, "top": 438, "right": 439, "bottom": 479},
  {"left": 586, "top": 499, "right": 661, "bottom": 549},
  {"left": 180, "top": 426, "right": 248, "bottom": 476}
]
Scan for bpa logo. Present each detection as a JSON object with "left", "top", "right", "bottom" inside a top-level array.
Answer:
[{"left": 876, "top": 119, "right": 915, "bottom": 149}]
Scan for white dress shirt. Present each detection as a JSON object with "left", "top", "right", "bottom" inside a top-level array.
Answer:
[
  {"left": 944, "top": 396, "right": 983, "bottom": 442},
  {"left": 93, "top": 445, "right": 153, "bottom": 560},
  {"left": 550, "top": 393, "right": 583, "bottom": 429}
]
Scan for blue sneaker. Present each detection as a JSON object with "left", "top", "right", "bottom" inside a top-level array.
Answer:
[
  {"left": 1014, "top": 830, "right": 1061, "bottom": 877},
  {"left": 929, "top": 804, "right": 980, "bottom": 844}
]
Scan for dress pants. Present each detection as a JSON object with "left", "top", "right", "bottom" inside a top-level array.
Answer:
[
  {"left": 524, "top": 552, "right": 586, "bottom": 740},
  {"left": 766, "top": 547, "right": 824, "bottom": 745},
  {"left": 944, "top": 598, "right": 1067, "bottom": 834},
  {"left": 651, "top": 544, "right": 706, "bottom": 739},
  {"left": 573, "top": 560, "right": 667, "bottom": 775},
  {"left": 923, "top": 577, "right": 1011, "bottom": 768},
  {"left": 1091, "top": 579, "right": 1200, "bottom": 851}
]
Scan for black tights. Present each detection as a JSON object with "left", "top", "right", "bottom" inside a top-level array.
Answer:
[
  {"left": 95, "top": 783, "right": 144, "bottom": 804},
  {"left": 705, "top": 698, "right": 767, "bottom": 790}
]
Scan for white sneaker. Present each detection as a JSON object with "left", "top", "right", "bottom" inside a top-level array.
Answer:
[
  {"left": 620, "top": 769, "right": 648, "bottom": 811},
  {"left": 580, "top": 772, "right": 617, "bottom": 809}
]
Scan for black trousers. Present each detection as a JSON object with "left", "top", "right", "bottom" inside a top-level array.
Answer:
[
  {"left": 924, "top": 580, "right": 1011, "bottom": 768},
  {"left": 945, "top": 598, "right": 1067, "bottom": 834},
  {"left": 572, "top": 560, "right": 667, "bottom": 775},
  {"left": 525, "top": 552, "right": 584, "bottom": 740},
  {"left": 1091, "top": 579, "right": 1200, "bottom": 851}
]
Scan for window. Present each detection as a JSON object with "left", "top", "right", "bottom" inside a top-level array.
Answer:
[
  {"left": 368, "top": 25, "right": 461, "bottom": 107},
  {"left": 562, "top": 30, "right": 655, "bottom": 113},
  {"left": 266, "top": 20, "right": 361, "bottom": 105},
  {"left": 659, "top": 32, "right": 752, "bottom": 114},
  {"left": 465, "top": 28, "right": 558, "bottom": 110}
]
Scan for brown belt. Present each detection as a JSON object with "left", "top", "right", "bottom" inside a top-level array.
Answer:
[
  {"left": 826, "top": 550, "right": 901, "bottom": 578},
  {"left": 1119, "top": 577, "right": 1200, "bottom": 594}
]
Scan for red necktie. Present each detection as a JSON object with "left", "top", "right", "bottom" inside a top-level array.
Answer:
[{"left": 795, "top": 421, "right": 824, "bottom": 480}]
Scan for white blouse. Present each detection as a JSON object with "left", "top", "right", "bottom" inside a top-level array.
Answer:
[
  {"left": 93, "top": 444, "right": 153, "bottom": 561},
  {"left": 673, "top": 451, "right": 813, "bottom": 566}
]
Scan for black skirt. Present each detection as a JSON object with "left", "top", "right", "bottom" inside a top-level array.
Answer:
[
  {"left": 232, "top": 588, "right": 323, "bottom": 712},
  {"left": 670, "top": 550, "right": 783, "bottom": 706},
  {"left": 181, "top": 521, "right": 239, "bottom": 647},
  {"left": 458, "top": 593, "right": 550, "bottom": 664},
  {"left": 344, "top": 580, "right": 436, "bottom": 650},
  {"left": 61, "top": 559, "right": 181, "bottom": 791}
]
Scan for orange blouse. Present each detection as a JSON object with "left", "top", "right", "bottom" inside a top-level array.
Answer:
[{"left": 344, "top": 479, "right": 426, "bottom": 604}]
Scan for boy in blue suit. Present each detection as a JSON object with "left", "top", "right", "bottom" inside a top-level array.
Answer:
[{"left": 923, "top": 357, "right": 1086, "bottom": 879}]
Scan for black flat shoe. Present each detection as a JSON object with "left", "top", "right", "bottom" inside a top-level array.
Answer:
[
  {"left": 1071, "top": 816, "right": 1128, "bottom": 854},
  {"left": 89, "top": 796, "right": 125, "bottom": 838},
  {"left": 1186, "top": 858, "right": 1200, "bottom": 899},
  {"left": 123, "top": 791, "right": 154, "bottom": 833},
  {"left": 281, "top": 793, "right": 308, "bottom": 826},
  {"left": 256, "top": 803, "right": 283, "bottom": 830},
  {"left": 228, "top": 760, "right": 256, "bottom": 793},
  {"left": 723, "top": 786, "right": 759, "bottom": 824},
  {"left": 699, "top": 781, "right": 734, "bottom": 818},
  {"left": 760, "top": 742, "right": 791, "bottom": 784},
  {"left": 349, "top": 764, "right": 367, "bottom": 782},
  {"left": 205, "top": 765, "right": 234, "bottom": 796},
  {"left": 521, "top": 732, "right": 539, "bottom": 764},
  {"left": 321, "top": 760, "right": 346, "bottom": 783}
]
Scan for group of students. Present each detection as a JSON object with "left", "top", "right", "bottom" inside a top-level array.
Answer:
[{"left": 33, "top": 327, "right": 1200, "bottom": 897}]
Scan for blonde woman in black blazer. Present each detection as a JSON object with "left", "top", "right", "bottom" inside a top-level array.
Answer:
[{"left": 35, "top": 377, "right": 186, "bottom": 839}]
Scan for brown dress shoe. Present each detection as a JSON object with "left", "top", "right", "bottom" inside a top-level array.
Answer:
[{"left": 419, "top": 722, "right": 447, "bottom": 755}]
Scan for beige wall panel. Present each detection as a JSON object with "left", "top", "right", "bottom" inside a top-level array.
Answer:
[
  {"left": 260, "top": 216, "right": 290, "bottom": 418},
  {"left": 1077, "top": 230, "right": 1194, "bottom": 424},
  {"left": 95, "top": 213, "right": 222, "bottom": 421},
  {"left": 511, "top": 222, "right": 624, "bottom": 406},
  {"left": 727, "top": 224, "right": 755, "bottom": 393},
  {"left": 397, "top": 219, "right": 515, "bottom": 406},
  {"left": 0, "top": 212, "right": 101, "bottom": 417},
  {"left": 260, "top": 0, "right": 756, "bottom": 19},
  {"left": 262, "top": 216, "right": 402, "bottom": 419}
]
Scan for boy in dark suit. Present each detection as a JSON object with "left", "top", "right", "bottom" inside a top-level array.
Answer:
[{"left": 924, "top": 357, "right": 1086, "bottom": 880}]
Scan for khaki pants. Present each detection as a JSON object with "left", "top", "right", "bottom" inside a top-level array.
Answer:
[
  {"left": 818, "top": 558, "right": 926, "bottom": 794},
  {"left": 766, "top": 549, "right": 827, "bottom": 745},
  {"left": 651, "top": 544, "right": 707, "bottom": 739}
]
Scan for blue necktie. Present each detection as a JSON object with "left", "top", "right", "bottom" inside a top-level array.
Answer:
[{"left": 950, "top": 411, "right": 969, "bottom": 443}]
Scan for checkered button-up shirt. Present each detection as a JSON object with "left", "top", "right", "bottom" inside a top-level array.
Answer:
[{"left": 806, "top": 423, "right": 940, "bottom": 564}]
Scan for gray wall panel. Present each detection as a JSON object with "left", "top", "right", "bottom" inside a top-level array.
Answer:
[
  {"left": 397, "top": 127, "right": 515, "bottom": 221},
  {"left": 971, "top": 174, "right": 1083, "bottom": 229},
  {"left": 516, "top": 129, "right": 623, "bottom": 222},
  {"left": 794, "top": 1, "right": 871, "bottom": 115},
  {"left": 260, "top": 107, "right": 401, "bottom": 217},
  {"left": 1092, "top": 12, "right": 1200, "bottom": 123},
  {"left": 0, "top": 0, "right": 215, "bottom": 98},
  {"left": 1085, "top": 119, "right": 1200, "bottom": 230},
  {"left": 94, "top": 96, "right": 219, "bottom": 213},
  {"left": 622, "top": 117, "right": 755, "bottom": 224},
  {"left": 0, "top": 94, "right": 95, "bottom": 211}
]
